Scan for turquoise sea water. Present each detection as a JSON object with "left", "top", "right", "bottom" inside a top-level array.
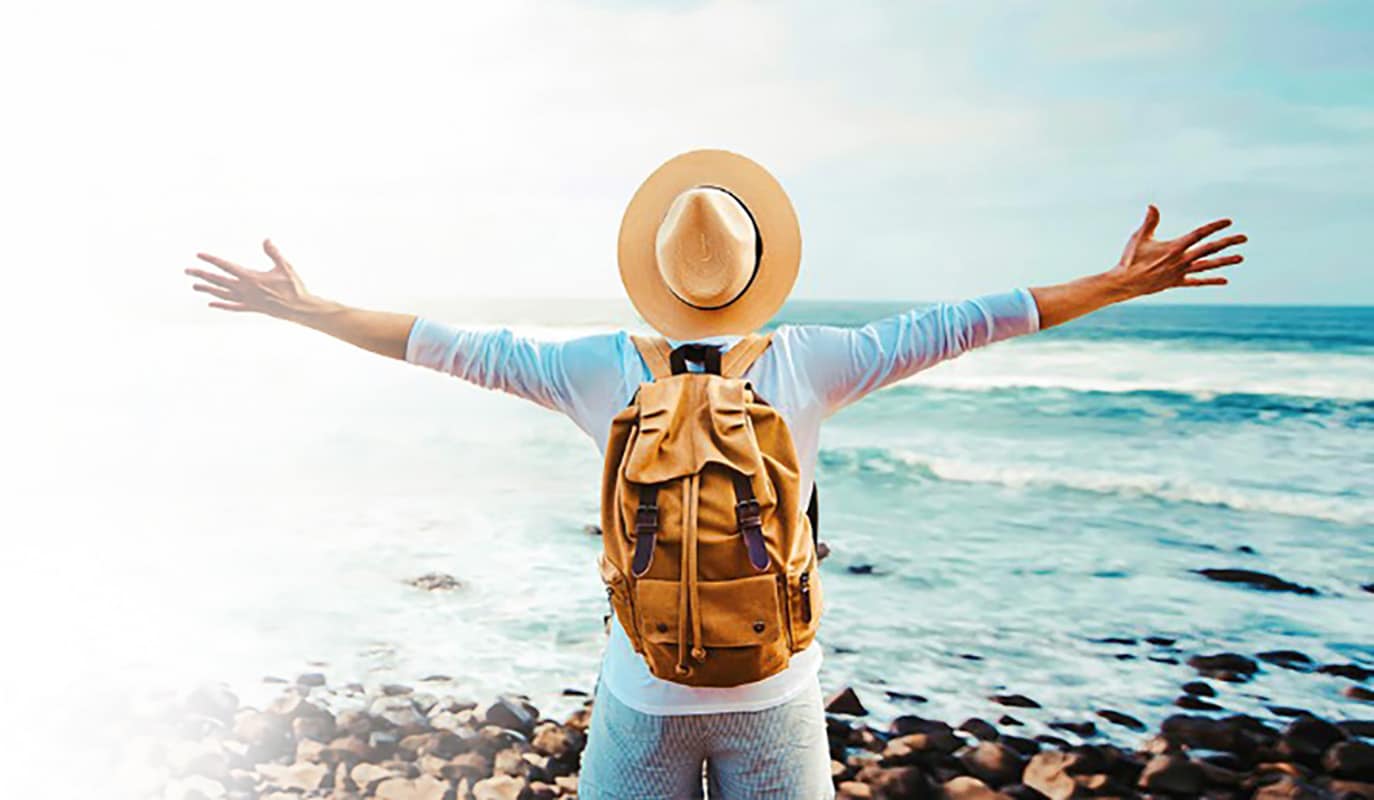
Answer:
[{"left": 18, "top": 300, "right": 1372, "bottom": 747}]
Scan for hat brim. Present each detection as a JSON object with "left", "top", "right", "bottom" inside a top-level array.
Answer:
[{"left": 618, "top": 149, "right": 800, "bottom": 340}]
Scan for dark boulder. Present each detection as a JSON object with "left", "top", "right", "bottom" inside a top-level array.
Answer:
[
  {"left": 1137, "top": 754, "right": 1204, "bottom": 795},
  {"left": 990, "top": 694, "right": 1041, "bottom": 709},
  {"left": 1325, "top": 741, "right": 1374, "bottom": 782},
  {"left": 827, "top": 687, "right": 869, "bottom": 717},
  {"left": 1096, "top": 710, "right": 1145, "bottom": 731},
  {"left": 1194, "top": 568, "right": 1316, "bottom": 595}
]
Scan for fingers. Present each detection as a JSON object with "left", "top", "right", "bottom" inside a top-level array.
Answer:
[
  {"left": 192, "top": 283, "right": 238, "bottom": 302},
  {"left": 1174, "top": 218, "right": 1233, "bottom": 251},
  {"left": 262, "top": 238, "right": 290, "bottom": 271},
  {"left": 183, "top": 267, "right": 238, "bottom": 289},
  {"left": 208, "top": 301, "right": 253, "bottom": 312},
  {"left": 1184, "top": 233, "right": 1247, "bottom": 262},
  {"left": 196, "top": 252, "right": 249, "bottom": 278},
  {"left": 1141, "top": 204, "right": 1160, "bottom": 239},
  {"left": 1185, "top": 254, "right": 1244, "bottom": 273},
  {"left": 1179, "top": 276, "right": 1228, "bottom": 288}
]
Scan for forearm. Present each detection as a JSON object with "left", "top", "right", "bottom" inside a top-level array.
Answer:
[
  {"left": 1028, "top": 271, "right": 1136, "bottom": 330},
  {"left": 284, "top": 296, "right": 417, "bottom": 360}
]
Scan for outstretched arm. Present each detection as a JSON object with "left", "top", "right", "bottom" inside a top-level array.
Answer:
[
  {"left": 184, "top": 239, "right": 414, "bottom": 359},
  {"left": 792, "top": 206, "right": 1246, "bottom": 415},
  {"left": 1029, "top": 205, "right": 1245, "bottom": 329}
]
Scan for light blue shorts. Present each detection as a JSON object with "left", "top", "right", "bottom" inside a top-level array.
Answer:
[{"left": 578, "top": 675, "right": 835, "bottom": 799}]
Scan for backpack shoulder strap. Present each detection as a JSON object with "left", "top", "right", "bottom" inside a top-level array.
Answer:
[
  {"left": 630, "top": 335, "right": 673, "bottom": 380},
  {"left": 720, "top": 332, "right": 773, "bottom": 379}
]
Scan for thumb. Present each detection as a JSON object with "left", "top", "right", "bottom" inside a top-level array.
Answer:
[
  {"left": 1140, "top": 204, "right": 1160, "bottom": 239},
  {"left": 263, "top": 238, "right": 290, "bottom": 270}
]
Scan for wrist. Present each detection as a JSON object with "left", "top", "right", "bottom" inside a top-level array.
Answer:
[
  {"left": 1092, "top": 269, "right": 1139, "bottom": 304},
  {"left": 282, "top": 294, "right": 344, "bottom": 326}
]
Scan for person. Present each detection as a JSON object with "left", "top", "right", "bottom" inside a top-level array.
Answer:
[{"left": 184, "top": 150, "right": 1246, "bottom": 799}]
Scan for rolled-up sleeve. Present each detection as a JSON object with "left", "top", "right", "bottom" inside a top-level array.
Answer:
[
  {"left": 787, "top": 288, "right": 1041, "bottom": 415},
  {"left": 403, "top": 318, "right": 632, "bottom": 441}
]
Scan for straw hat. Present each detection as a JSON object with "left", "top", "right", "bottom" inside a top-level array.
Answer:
[{"left": 618, "top": 149, "right": 801, "bottom": 340}]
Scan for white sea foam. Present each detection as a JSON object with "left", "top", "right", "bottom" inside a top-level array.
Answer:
[
  {"left": 868, "top": 449, "right": 1374, "bottom": 527},
  {"left": 895, "top": 340, "right": 1374, "bottom": 401}
]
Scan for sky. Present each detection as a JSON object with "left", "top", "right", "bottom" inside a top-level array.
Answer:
[{"left": 2, "top": 0, "right": 1371, "bottom": 324}]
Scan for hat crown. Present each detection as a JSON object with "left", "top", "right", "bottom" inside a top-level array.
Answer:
[{"left": 654, "top": 187, "right": 756, "bottom": 310}]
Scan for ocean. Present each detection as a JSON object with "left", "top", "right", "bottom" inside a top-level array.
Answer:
[{"left": 11, "top": 299, "right": 1372, "bottom": 751}]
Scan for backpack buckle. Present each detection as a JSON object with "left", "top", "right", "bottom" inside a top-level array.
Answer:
[
  {"left": 734, "top": 498, "right": 762, "bottom": 531},
  {"left": 634, "top": 504, "right": 659, "bottom": 535}
]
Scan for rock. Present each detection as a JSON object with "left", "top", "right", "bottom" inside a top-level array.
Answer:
[
  {"left": 1189, "top": 652, "right": 1260, "bottom": 680},
  {"left": 336, "top": 710, "right": 374, "bottom": 737},
  {"left": 1258, "top": 650, "right": 1316, "bottom": 671},
  {"left": 943, "top": 775, "right": 1010, "bottom": 800},
  {"left": 165, "top": 776, "right": 227, "bottom": 800},
  {"left": 1146, "top": 636, "right": 1178, "bottom": 646},
  {"left": 1177, "top": 694, "right": 1224, "bottom": 711},
  {"left": 483, "top": 696, "right": 538, "bottom": 735},
  {"left": 186, "top": 684, "right": 239, "bottom": 724},
  {"left": 370, "top": 696, "right": 428, "bottom": 731},
  {"left": 351, "top": 762, "right": 402, "bottom": 792},
  {"left": 1194, "top": 568, "right": 1317, "bottom": 595},
  {"left": 959, "top": 718, "right": 1000, "bottom": 742},
  {"left": 837, "top": 781, "right": 874, "bottom": 799},
  {"left": 1254, "top": 776, "right": 1329, "bottom": 800},
  {"left": 817, "top": 541, "right": 832, "bottom": 561},
  {"left": 255, "top": 762, "right": 328, "bottom": 792},
  {"left": 1022, "top": 751, "right": 1079, "bottom": 800},
  {"left": 1001, "top": 736, "right": 1040, "bottom": 757},
  {"left": 826, "top": 687, "right": 869, "bottom": 716},
  {"left": 857, "top": 764, "right": 932, "bottom": 799},
  {"left": 1345, "top": 686, "right": 1374, "bottom": 703},
  {"left": 1325, "top": 741, "right": 1374, "bottom": 781},
  {"left": 1279, "top": 715, "right": 1346, "bottom": 766},
  {"left": 990, "top": 694, "right": 1041, "bottom": 709},
  {"left": 292, "top": 713, "right": 337, "bottom": 743},
  {"left": 531, "top": 722, "right": 583, "bottom": 761},
  {"left": 407, "top": 572, "right": 464, "bottom": 591},
  {"left": 1137, "top": 754, "right": 1204, "bottom": 795},
  {"left": 886, "top": 690, "right": 929, "bottom": 703},
  {"left": 1182, "top": 680, "right": 1217, "bottom": 696},
  {"left": 472, "top": 774, "right": 526, "bottom": 800},
  {"left": 1318, "top": 664, "right": 1374, "bottom": 682},
  {"left": 383, "top": 683, "right": 415, "bottom": 696},
  {"left": 848, "top": 564, "right": 876, "bottom": 575},
  {"left": 1338, "top": 721, "right": 1374, "bottom": 738},
  {"left": 884, "top": 731, "right": 963, "bottom": 764},
  {"left": 232, "top": 710, "right": 292, "bottom": 762},
  {"left": 1327, "top": 779, "right": 1374, "bottom": 800},
  {"left": 1363, "top": 583, "right": 1374, "bottom": 594},
  {"left": 1001, "top": 784, "right": 1049, "bottom": 800},
  {"left": 583, "top": 524, "right": 601, "bottom": 536},
  {"left": 998, "top": 715, "right": 1024, "bottom": 727},
  {"left": 375, "top": 775, "right": 451, "bottom": 800},
  {"left": 959, "top": 741, "right": 1026, "bottom": 787},
  {"left": 1096, "top": 710, "right": 1145, "bottom": 731},
  {"left": 296, "top": 672, "right": 327, "bottom": 688}
]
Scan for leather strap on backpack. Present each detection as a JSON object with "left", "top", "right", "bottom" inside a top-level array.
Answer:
[
  {"left": 630, "top": 483, "right": 660, "bottom": 577},
  {"left": 721, "top": 332, "right": 773, "bottom": 378},
  {"left": 630, "top": 335, "right": 673, "bottom": 380},
  {"left": 731, "top": 471, "right": 771, "bottom": 571}
]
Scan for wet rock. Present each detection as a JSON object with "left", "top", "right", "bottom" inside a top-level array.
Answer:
[
  {"left": 1320, "top": 664, "right": 1374, "bottom": 682},
  {"left": 1194, "top": 568, "right": 1317, "bottom": 595},
  {"left": 1091, "top": 636, "right": 1138, "bottom": 646},
  {"left": 848, "top": 563, "right": 876, "bottom": 575},
  {"left": 1023, "top": 751, "right": 1093, "bottom": 800},
  {"left": 1000, "top": 736, "right": 1040, "bottom": 758},
  {"left": 407, "top": 573, "right": 464, "bottom": 591},
  {"left": 1189, "top": 652, "right": 1260, "bottom": 681},
  {"left": 817, "top": 541, "right": 832, "bottom": 561},
  {"left": 1183, "top": 680, "right": 1217, "bottom": 697},
  {"left": 1271, "top": 706, "right": 1313, "bottom": 718},
  {"left": 1337, "top": 721, "right": 1374, "bottom": 738},
  {"left": 837, "top": 781, "right": 874, "bottom": 799},
  {"left": 1362, "top": 583, "right": 1374, "bottom": 594},
  {"left": 857, "top": 763, "right": 933, "bottom": 799},
  {"left": 582, "top": 524, "right": 601, "bottom": 536},
  {"left": 1137, "top": 754, "right": 1204, "bottom": 794},
  {"left": 1346, "top": 686, "right": 1374, "bottom": 703},
  {"left": 883, "top": 730, "right": 963, "bottom": 765},
  {"left": 1326, "top": 779, "right": 1374, "bottom": 800},
  {"left": 1035, "top": 735, "right": 1071, "bottom": 750},
  {"left": 292, "top": 713, "right": 337, "bottom": 743},
  {"left": 370, "top": 696, "right": 428, "bottom": 732},
  {"left": 827, "top": 687, "right": 869, "bottom": 716},
  {"left": 1177, "top": 694, "right": 1225, "bottom": 712},
  {"left": 959, "top": 741, "right": 1026, "bottom": 787},
  {"left": 1001, "top": 784, "right": 1050, "bottom": 800},
  {"left": 296, "top": 672, "right": 327, "bottom": 688},
  {"left": 1096, "top": 710, "right": 1145, "bottom": 731},
  {"left": 959, "top": 718, "right": 1000, "bottom": 742},
  {"left": 1278, "top": 715, "right": 1346, "bottom": 766},
  {"left": 1325, "top": 741, "right": 1374, "bottom": 781},
  {"left": 483, "top": 696, "right": 538, "bottom": 735},
  {"left": 887, "top": 690, "right": 929, "bottom": 703},
  {"left": 1146, "top": 636, "right": 1178, "bottom": 646},
  {"left": 1259, "top": 650, "right": 1316, "bottom": 671},
  {"left": 998, "top": 715, "right": 1024, "bottom": 727},
  {"left": 531, "top": 722, "right": 583, "bottom": 762},
  {"left": 990, "top": 694, "right": 1041, "bottom": 709},
  {"left": 1253, "top": 776, "right": 1329, "bottom": 800}
]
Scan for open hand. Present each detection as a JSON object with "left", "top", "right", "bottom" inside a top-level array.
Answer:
[
  {"left": 184, "top": 239, "right": 313, "bottom": 319},
  {"left": 1109, "top": 206, "right": 1246, "bottom": 297}
]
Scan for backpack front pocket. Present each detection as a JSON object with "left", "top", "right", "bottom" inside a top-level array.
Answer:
[{"left": 784, "top": 557, "right": 822, "bottom": 653}]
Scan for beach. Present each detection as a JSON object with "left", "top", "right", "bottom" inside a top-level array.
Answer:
[{"left": 12, "top": 299, "right": 1371, "bottom": 797}]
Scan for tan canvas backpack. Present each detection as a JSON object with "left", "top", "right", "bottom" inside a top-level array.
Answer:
[{"left": 597, "top": 332, "right": 822, "bottom": 687}]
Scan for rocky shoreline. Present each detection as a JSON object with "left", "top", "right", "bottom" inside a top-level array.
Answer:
[{"left": 130, "top": 646, "right": 1373, "bottom": 800}]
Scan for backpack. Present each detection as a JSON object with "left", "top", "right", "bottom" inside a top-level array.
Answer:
[{"left": 597, "top": 332, "right": 822, "bottom": 687}]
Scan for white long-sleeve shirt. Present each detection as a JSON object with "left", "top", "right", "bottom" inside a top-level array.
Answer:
[{"left": 404, "top": 288, "right": 1041, "bottom": 715}]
